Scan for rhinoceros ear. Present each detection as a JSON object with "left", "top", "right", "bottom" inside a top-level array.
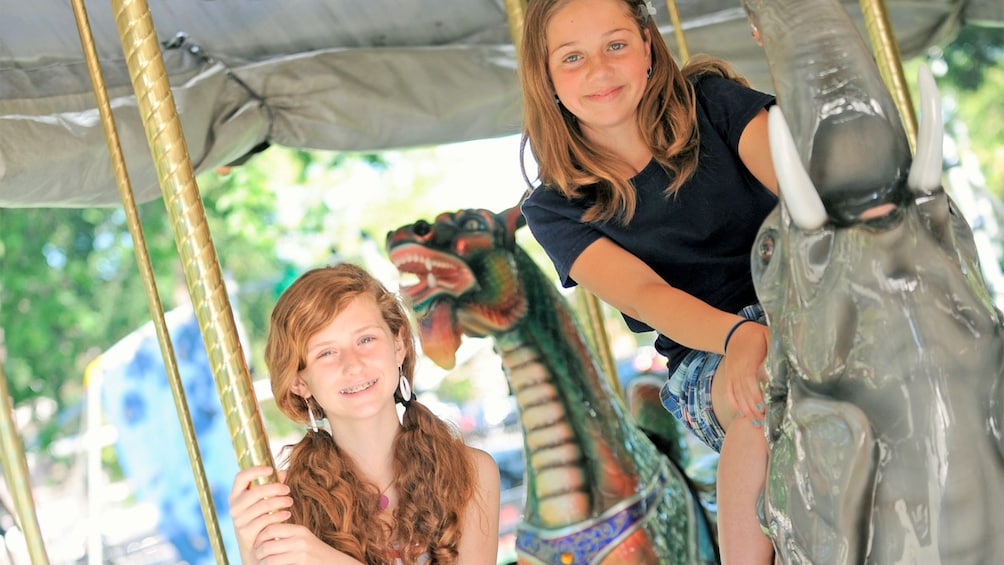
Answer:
[
  {"left": 768, "top": 106, "right": 828, "bottom": 230},
  {"left": 907, "top": 64, "right": 944, "bottom": 194}
]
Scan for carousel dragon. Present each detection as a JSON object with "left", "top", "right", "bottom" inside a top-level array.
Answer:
[
  {"left": 746, "top": 0, "right": 1004, "bottom": 562},
  {"left": 386, "top": 208, "right": 716, "bottom": 564}
]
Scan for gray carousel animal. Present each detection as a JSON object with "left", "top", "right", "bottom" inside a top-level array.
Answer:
[{"left": 744, "top": 0, "right": 1004, "bottom": 563}]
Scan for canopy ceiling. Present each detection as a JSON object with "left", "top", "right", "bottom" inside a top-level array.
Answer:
[{"left": 1, "top": 0, "right": 1000, "bottom": 208}]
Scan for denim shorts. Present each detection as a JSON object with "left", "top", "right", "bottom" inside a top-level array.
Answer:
[{"left": 659, "top": 304, "right": 764, "bottom": 453}]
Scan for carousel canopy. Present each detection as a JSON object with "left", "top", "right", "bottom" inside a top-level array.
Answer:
[{"left": 0, "top": 0, "right": 1000, "bottom": 208}]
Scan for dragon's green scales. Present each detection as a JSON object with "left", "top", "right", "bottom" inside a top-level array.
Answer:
[{"left": 387, "top": 207, "right": 716, "bottom": 564}]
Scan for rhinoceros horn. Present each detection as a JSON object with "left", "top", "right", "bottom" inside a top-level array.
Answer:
[
  {"left": 908, "top": 64, "right": 944, "bottom": 193},
  {"left": 744, "top": 0, "right": 937, "bottom": 226},
  {"left": 769, "top": 62, "right": 944, "bottom": 231}
]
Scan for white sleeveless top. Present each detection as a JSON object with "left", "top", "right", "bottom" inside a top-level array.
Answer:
[{"left": 392, "top": 547, "right": 430, "bottom": 564}]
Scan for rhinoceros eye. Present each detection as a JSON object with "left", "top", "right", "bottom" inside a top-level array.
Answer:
[{"left": 757, "top": 233, "right": 775, "bottom": 263}]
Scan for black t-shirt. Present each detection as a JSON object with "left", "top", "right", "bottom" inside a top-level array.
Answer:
[{"left": 521, "top": 75, "right": 777, "bottom": 372}]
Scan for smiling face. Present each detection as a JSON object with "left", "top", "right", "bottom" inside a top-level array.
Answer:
[
  {"left": 545, "top": 0, "right": 651, "bottom": 143},
  {"left": 292, "top": 294, "right": 406, "bottom": 424}
]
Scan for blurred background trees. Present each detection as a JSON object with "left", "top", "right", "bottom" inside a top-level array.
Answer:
[{"left": 926, "top": 24, "right": 1003, "bottom": 192}]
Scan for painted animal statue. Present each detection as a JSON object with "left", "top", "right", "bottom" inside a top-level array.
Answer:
[
  {"left": 744, "top": 0, "right": 1004, "bottom": 562},
  {"left": 386, "top": 208, "right": 717, "bottom": 564}
]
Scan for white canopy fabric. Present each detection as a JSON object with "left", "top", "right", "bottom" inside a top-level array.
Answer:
[{"left": 1, "top": 0, "right": 999, "bottom": 208}]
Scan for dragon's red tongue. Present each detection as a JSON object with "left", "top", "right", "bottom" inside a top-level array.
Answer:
[{"left": 418, "top": 299, "right": 462, "bottom": 370}]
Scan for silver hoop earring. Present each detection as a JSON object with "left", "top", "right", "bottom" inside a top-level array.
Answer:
[
  {"left": 646, "top": 67, "right": 652, "bottom": 79},
  {"left": 554, "top": 94, "right": 561, "bottom": 105},
  {"left": 398, "top": 368, "right": 413, "bottom": 404},
  {"left": 307, "top": 401, "right": 319, "bottom": 433}
]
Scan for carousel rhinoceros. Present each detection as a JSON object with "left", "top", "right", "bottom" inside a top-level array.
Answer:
[{"left": 744, "top": 0, "right": 1004, "bottom": 563}]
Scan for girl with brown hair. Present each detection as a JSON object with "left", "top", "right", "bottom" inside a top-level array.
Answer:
[
  {"left": 518, "top": 0, "right": 778, "bottom": 562},
  {"left": 228, "top": 263, "right": 500, "bottom": 564}
]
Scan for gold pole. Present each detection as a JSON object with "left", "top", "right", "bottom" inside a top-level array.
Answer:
[
  {"left": 0, "top": 363, "right": 49, "bottom": 564},
  {"left": 502, "top": 0, "right": 527, "bottom": 50},
  {"left": 665, "top": 0, "right": 691, "bottom": 63},
  {"left": 108, "top": 0, "right": 275, "bottom": 481},
  {"left": 71, "top": 2, "right": 230, "bottom": 561},
  {"left": 858, "top": 0, "right": 917, "bottom": 153},
  {"left": 578, "top": 292, "right": 622, "bottom": 395}
]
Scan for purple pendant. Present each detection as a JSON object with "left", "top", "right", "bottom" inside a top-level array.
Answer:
[{"left": 378, "top": 494, "right": 390, "bottom": 511}]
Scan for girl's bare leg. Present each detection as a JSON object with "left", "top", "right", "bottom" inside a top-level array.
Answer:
[{"left": 717, "top": 416, "right": 773, "bottom": 564}]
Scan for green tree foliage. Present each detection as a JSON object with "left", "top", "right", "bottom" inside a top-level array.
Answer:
[
  {"left": 931, "top": 25, "right": 1003, "bottom": 91},
  {"left": 1, "top": 204, "right": 181, "bottom": 449},
  {"left": 0, "top": 206, "right": 176, "bottom": 403},
  {"left": 925, "top": 24, "right": 1004, "bottom": 193}
]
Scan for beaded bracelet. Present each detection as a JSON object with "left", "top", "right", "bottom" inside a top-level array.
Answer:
[{"left": 723, "top": 318, "right": 755, "bottom": 353}]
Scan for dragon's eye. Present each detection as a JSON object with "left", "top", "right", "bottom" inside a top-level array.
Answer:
[
  {"left": 460, "top": 216, "right": 486, "bottom": 231},
  {"left": 412, "top": 219, "right": 431, "bottom": 237}
]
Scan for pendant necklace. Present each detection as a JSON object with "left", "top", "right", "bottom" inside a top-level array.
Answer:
[{"left": 377, "top": 479, "right": 394, "bottom": 511}]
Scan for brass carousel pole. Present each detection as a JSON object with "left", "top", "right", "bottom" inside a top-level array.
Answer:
[
  {"left": 665, "top": 0, "right": 691, "bottom": 63},
  {"left": 858, "top": 0, "right": 918, "bottom": 153},
  {"left": 0, "top": 363, "right": 49, "bottom": 564},
  {"left": 107, "top": 0, "right": 275, "bottom": 485},
  {"left": 502, "top": 0, "right": 527, "bottom": 53},
  {"left": 575, "top": 290, "right": 620, "bottom": 393},
  {"left": 70, "top": 1, "right": 229, "bottom": 562}
]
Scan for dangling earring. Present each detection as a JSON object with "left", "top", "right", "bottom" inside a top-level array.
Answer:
[
  {"left": 398, "top": 367, "right": 413, "bottom": 406},
  {"left": 646, "top": 67, "right": 652, "bottom": 79},
  {"left": 554, "top": 94, "right": 561, "bottom": 105},
  {"left": 306, "top": 399, "right": 319, "bottom": 433}
]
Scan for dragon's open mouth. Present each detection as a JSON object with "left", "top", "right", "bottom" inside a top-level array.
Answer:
[{"left": 388, "top": 242, "right": 476, "bottom": 306}]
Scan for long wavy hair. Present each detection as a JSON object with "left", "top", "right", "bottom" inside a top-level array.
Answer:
[
  {"left": 265, "top": 263, "right": 476, "bottom": 564},
  {"left": 519, "top": 0, "right": 749, "bottom": 224}
]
